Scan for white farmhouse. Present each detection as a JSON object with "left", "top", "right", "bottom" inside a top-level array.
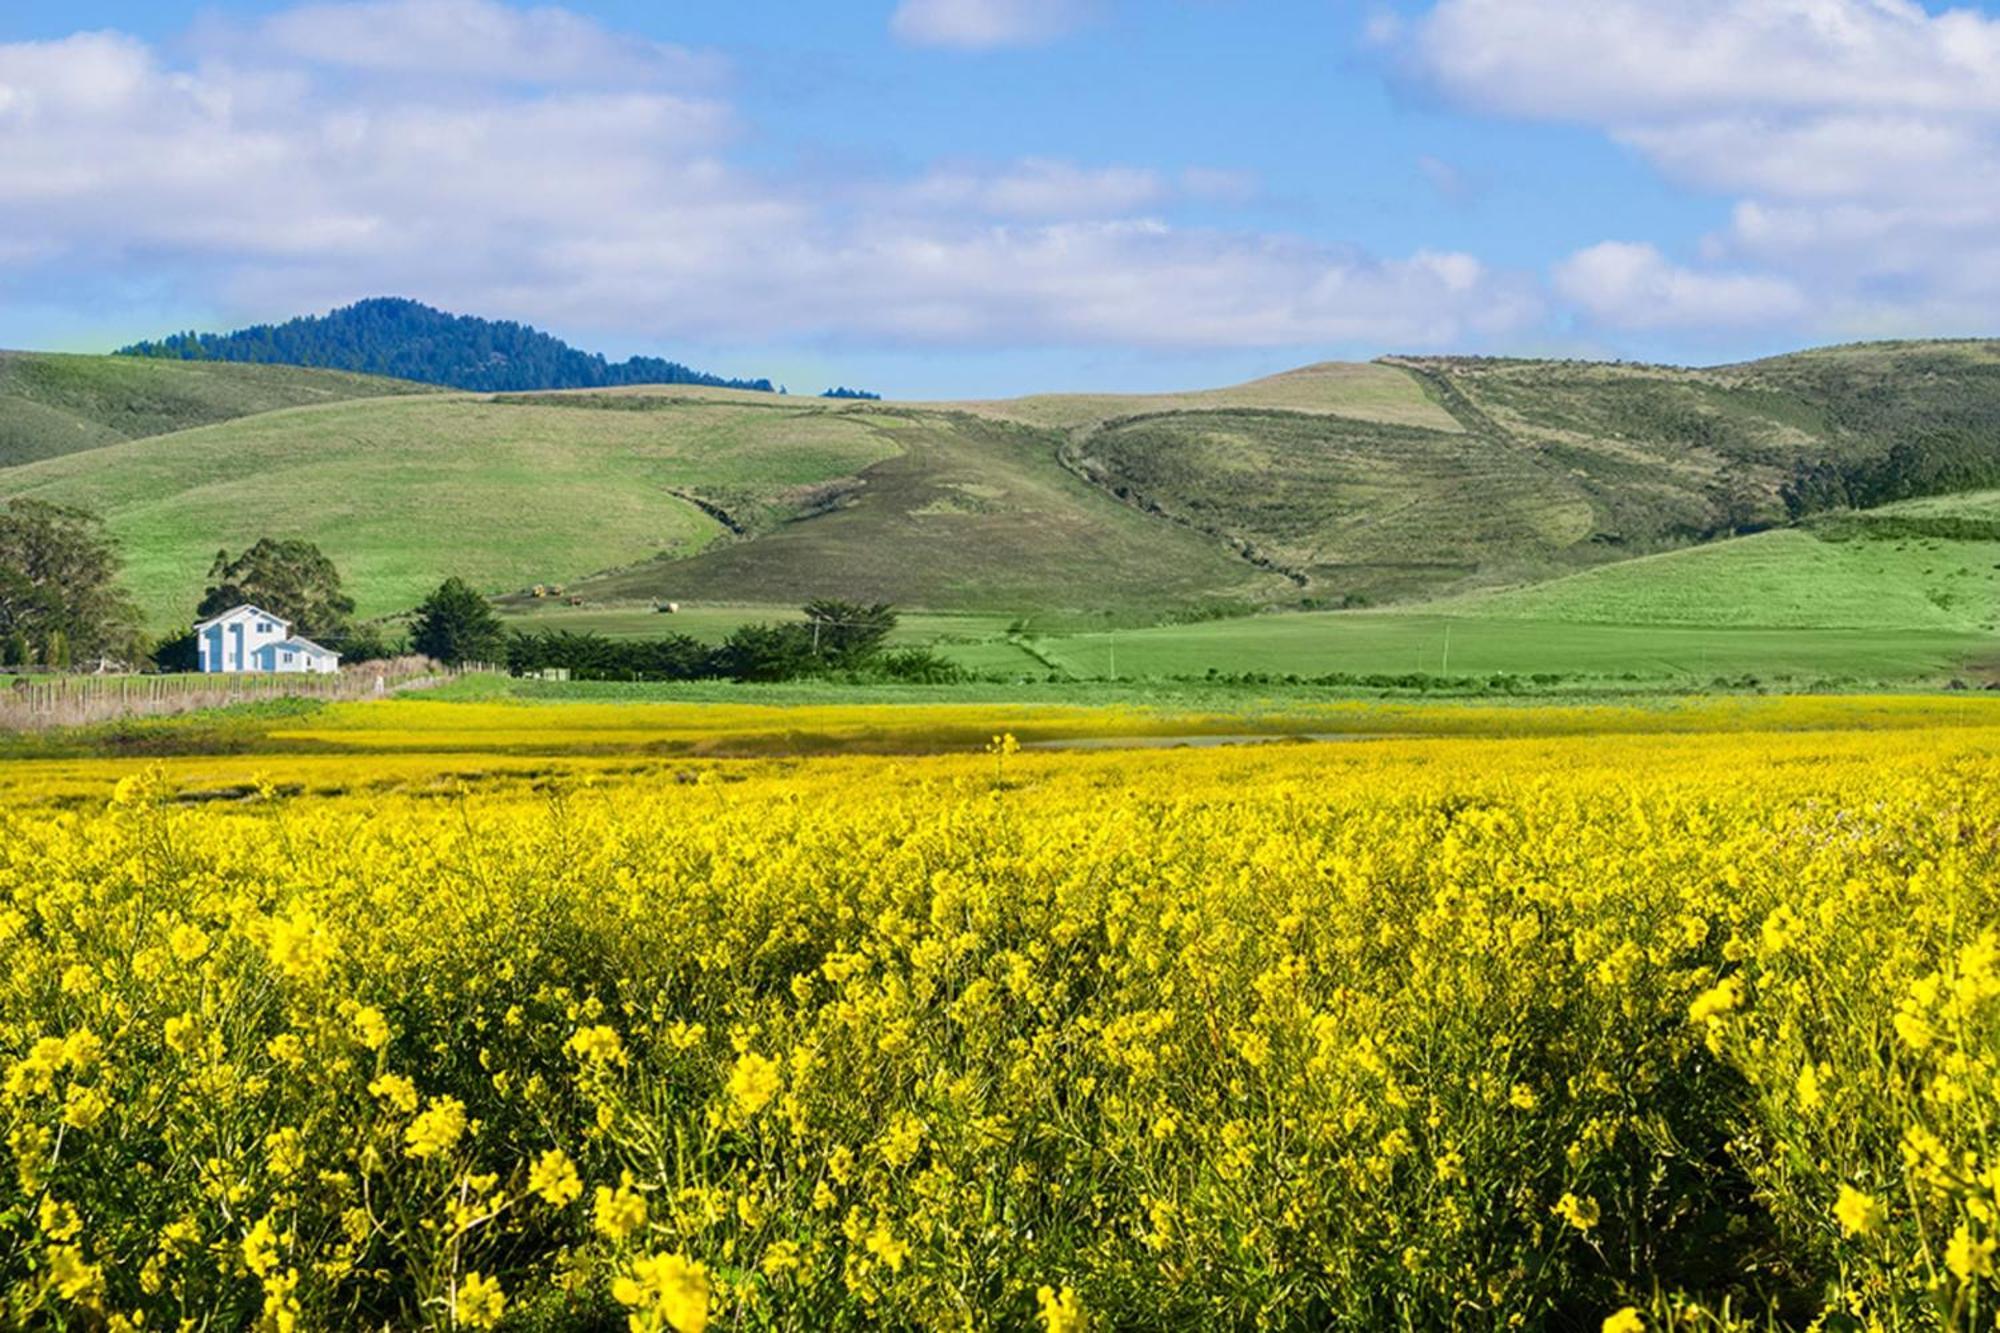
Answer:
[{"left": 195, "top": 604, "right": 341, "bottom": 674}]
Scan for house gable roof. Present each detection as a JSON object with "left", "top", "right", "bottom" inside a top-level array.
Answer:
[
  {"left": 255, "top": 636, "right": 339, "bottom": 659},
  {"left": 194, "top": 603, "right": 292, "bottom": 634}
]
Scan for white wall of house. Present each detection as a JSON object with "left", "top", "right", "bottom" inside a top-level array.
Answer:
[
  {"left": 196, "top": 605, "right": 292, "bottom": 673},
  {"left": 250, "top": 639, "right": 340, "bottom": 674}
]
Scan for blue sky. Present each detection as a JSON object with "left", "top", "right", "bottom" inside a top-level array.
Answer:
[{"left": 2, "top": 0, "right": 1997, "bottom": 396}]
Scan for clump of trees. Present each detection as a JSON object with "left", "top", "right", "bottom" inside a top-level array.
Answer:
[
  {"left": 198, "top": 539, "right": 357, "bottom": 641},
  {"left": 502, "top": 598, "right": 962, "bottom": 683},
  {"left": 1782, "top": 432, "right": 2000, "bottom": 519},
  {"left": 119, "top": 298, "right": 777, "bottom": 394},
  {"left": 409, "top": 577, "right": 506, "bottom": 665},
  {"left": 0, "top": 499, "right": 141, "bottom": 668},
  {"left": 155, "top": 537, "right": 400, "bottom": 668}
]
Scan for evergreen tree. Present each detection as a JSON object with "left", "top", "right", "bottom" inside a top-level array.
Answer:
[
  {"left": 0, "top": 499, "right": 140, "bottom": 666},
  {"left": 801, "top": 599, "right": 897, "bottom": 666},
  {"left": 119, "top": 299, "right": 778, "bottom": 394},
  {"left": 408, "top": 578, "right": 505, "bottom": 666}
]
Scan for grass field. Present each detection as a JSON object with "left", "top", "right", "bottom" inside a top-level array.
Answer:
[
  {"left": 4, "top": 695, "right": 2000, "bottom": 1327},
  {"left": 1009, "top": 612, "right": 1991, "bottom": 683},
  {"left": 1435, "top": 522, "right": 2000, "bottom": 632},
  {"left": 988, "top": 488, "right": 2000, "bottom": 683},
  {"left": 0, "top": 352, "right": 429, "bottom": 468},
  {"left": 0, "top": 395, "right": 909, "bottom": 631}
]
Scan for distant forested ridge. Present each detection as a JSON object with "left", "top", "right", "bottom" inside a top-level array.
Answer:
[{"left": 117, "top": 298, "right": 776, "bottom": 394}]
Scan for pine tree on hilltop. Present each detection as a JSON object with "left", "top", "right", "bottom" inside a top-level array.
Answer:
[{"left": 118, "top": 298, "right": 776, "bottom": 394}]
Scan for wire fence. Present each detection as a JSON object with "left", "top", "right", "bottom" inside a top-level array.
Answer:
[{"left": 0, "top": 657, "right": 483, "bottom": 732}]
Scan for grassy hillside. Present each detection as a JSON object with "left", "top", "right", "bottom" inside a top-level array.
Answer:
[
  {"left": 0, "top": 352, "right": 429, "bottom": 467},
  {"left": 986, "top": 488, "right": 2000, "bottom": 684},
  {"left": 1008, "top": 613, "right": 1986, "bottom": 684},
  {"left": 1438, "top": 528, "right": 2000, "bottom": 632},
  {"left": 14, "top": 338, "right": 2000, "bottom": 661},
  {"left": 938, "top": 361, "right": 1464, "bottom": 432},
  {"left": 563, "top": 407, "right": 1281, "bottom": 617},
  {"left": 1070, "top": 409, "right": 1591, "bottom": 602},
  {"left": 0, "top": 395, "right": 900, "bottom": 631},
  {"left": 1028, "top": 341, "right": 2000, "bottom": 607}
]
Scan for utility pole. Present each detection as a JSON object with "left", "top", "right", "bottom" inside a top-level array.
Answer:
[{"left": 1441, "top": 624, "right": 1451, "bottom": 676}]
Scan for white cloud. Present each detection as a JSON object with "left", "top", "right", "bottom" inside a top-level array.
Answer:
[
  {"left": 251, "top": 0, "right": 723, "bottom": 86},
  {"left": 903, "top": 158, "right": 1168, "bottom": 218},
  {"left": 1552, "top": 242, "right": 1805, "bottom": 331},
  {"left": 1408, "top": 0, "right": 2000, "bottom": 121},
  {"left": 889, "top": 0, "right": 1099, "bottom": 50},
  {"left": 0, "top": 0, "right": 1538, "bottom": 355},
  {"left": 1403, "top": 0, "right": 2000, "bottom": 339}
]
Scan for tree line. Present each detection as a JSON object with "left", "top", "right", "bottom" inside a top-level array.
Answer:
[
  {"left": 118, "top": 298, "right": 777, "bottom": 395},
  {"left": 502, "top": 600, "right": 963, "bottom": 683},
  {"left": 1782, "top": 429, "right": 2000, "bottom": 519}
]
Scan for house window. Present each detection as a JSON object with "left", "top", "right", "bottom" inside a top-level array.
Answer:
[{"left": 259, "top": 621, "right": 274, "bottom": 633}]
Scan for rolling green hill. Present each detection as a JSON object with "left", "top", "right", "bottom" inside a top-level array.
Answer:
[
  {"left": 554, "top": 342, "right": 2000, "bottom": 615},
  {"left": 0, "top": 394, "right": 898, "bottom": 630},
  {"left": 0, "top": 352, "right": 430, "bottom": 467},
  {"left": 560, "top": 406, "right": 1279, "bottom": 616},
  {"left": 994, "top": 489, "right": 2000, "bottom": 684},
  {"left": 11, "top": 339, "right": 2000, "bottom": 666}
]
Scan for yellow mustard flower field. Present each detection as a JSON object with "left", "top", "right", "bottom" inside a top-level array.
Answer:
[{"left": 4, "top": 698, "right": 2000, "bottom": 1329}]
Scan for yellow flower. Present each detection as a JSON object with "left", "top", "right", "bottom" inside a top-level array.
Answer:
[
  {"left": 567, "top": 1025, "right": 627, "bottom": 1066},
  {"left": 45, "top": 1244, "right": 101, "bottom": 1303},
  {"left": 529, "top": 1147, "right": 583, "bottom": 1207},
  {"left": 168, "top": 921, "right": 211, "bottom": 963},
  {"left": 1795, "top": 1063, "right": 1823, "bottom": 1112},
  {"left": 403, "top": 1096, "right": 467, "bottom": 1159},
  {"left": 726, "top": 1052, "right": 781, "bottom": 1119},
  {"left": 612, "top": 1251, "right": 710, "bottom": 1333},
  {"left": 760, "top": 1240, "right": 801, "bottom": 1276},
  {"left": 1553, "top": 1193, "right": 1601, "bottom": 1232},
  {"left": 349, "top": 1005, "right": 391, "bottom": 1050},
  {"left": 1833, "top": 1185, "right": 1883, "bottom": 1238},
  {"left": 1687, "top": 976, "right": 1743, "bottom": 1023},
  {"left": 878, "top": 1111, "right": 925, "bottom": 1168},
  {"left": 38, "top": 1197, "right": 81, "bottom": 1241},
  {"left": 595, "top": 1179, "right": 649, "bottom": 1242},
  {"left": 265, "top": 1127, "right": 306, "bottom": 1181},
  {"left": 369, "top": 1072, "right": 420, "bottom": 1113},
  {"left": 242, "top": 1215, "right": 282, "bottom": 1278},
  {"left": 61, "top": 1030, "right": 103, "bottom": 1071},
  {"left": 1946, "top": 1222, "right": 1994, "bottom": 1282},
  {"left": 1508, "top": 1084, "right": 1538, "bottom": 1112},
  {"left": 61, "top": 1085, "right": 110, "bottom": 1131},
  {"left": 1037, "top": 1284, "right": 1089, "bottom": 1333},
  {"left": 1602, "top": 1308, "right": 1645, "bottom": 1333},
  {"left": 865, "top": 1221, "right": 910, "bottom": 1272},
  {"left": 167, "top": 1014, "right": 202, "bottom": 1054},
  {"left": 456, "top": 1271, "right": 506, "bottom": 1330}
]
